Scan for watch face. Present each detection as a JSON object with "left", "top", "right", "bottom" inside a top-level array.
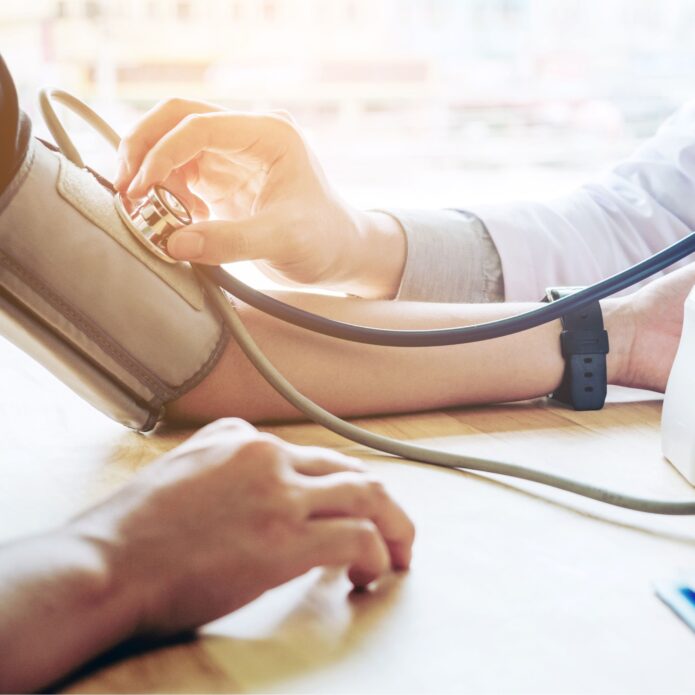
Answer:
[{"left": 545, "top": 286, "right": 586, "bottom": 302}]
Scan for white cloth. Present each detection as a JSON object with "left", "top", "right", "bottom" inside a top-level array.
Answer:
[{"left": 388, "top": 100, "right": 695, "bottom": 303}]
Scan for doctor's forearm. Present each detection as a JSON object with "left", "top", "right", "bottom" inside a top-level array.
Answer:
[{"left": 166, "top": 295, "right": 631, "bottom": 424}]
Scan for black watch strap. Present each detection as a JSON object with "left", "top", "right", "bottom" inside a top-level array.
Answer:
[{"left": 545, "top": 293, "right": 609, "bottom": 410}]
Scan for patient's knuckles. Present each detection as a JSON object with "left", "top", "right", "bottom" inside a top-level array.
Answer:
[
  {"left": 249, "top": 486, "right": 305, "bottom": 542},
  {"left": 252, "top": 512, "right": 301, "bottom": 547},
  {"left": 188, "top": 418, "right": 256, "bottom": 450},
  {"left": 231, "top": 439, "right": 302, "bottom": 493},
  {"left": 202, "top": 417, "right": 256, "bottom": 437},
  {"left": 232, "top": 434, "right": 285, "bottom": 469},
  {"left": 354, "top": 477, "right": 388, "bottom": 513},
  {"left": 365, "top": 477, "right": 388, "bottom": 501},
  {"left": 187, "top": 422, "right": 291, "bottom": 476}
]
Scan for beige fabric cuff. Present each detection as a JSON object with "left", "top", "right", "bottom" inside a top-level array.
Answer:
[{"left": 0, "top": 138, "right": 229, "bottom": 431}]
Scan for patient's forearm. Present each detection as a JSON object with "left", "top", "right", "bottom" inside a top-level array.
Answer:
[
  {"left": 0, "top": 530, "right": 138, "bottom": 693},
  {"left": 167, "top": 294, "right": 630, "bottom": 424}
]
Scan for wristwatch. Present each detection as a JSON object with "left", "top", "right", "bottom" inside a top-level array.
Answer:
[{"left": 543, "top": 287, "right": 609, "bottom": 410}]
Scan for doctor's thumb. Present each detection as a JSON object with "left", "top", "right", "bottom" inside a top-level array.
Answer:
[{"left": 167, "top": 215, "right": 279, "bottom": 265}]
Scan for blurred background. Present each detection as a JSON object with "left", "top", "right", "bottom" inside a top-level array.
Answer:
[{"left": 2, "top": 0, "right": 695, "bottom": 209}]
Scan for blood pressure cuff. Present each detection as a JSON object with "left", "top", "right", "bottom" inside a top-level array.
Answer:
[{"left": 0, "top": 134, "right": 230, "bottom": 431}]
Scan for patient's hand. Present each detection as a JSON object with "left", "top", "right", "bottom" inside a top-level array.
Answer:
[
  {"left": 114, "top": 98, "right": 406, "bottom": 299},
  {"left": 0, "top": 418, "right": 413, "bottom": 692},
  {"left": 612, "top": 263, "right": 695, "bottom": 393},
  {"left": 75, "top": 418, "right": 414, "bottom": 636}
]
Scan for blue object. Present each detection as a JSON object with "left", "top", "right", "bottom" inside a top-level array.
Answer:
[{"left": 655, "top": 578, "right": 695, "bottom": 633}]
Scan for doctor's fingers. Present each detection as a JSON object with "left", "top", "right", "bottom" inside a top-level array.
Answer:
[
  {"left": 301, "top": 473, "right": 415, "bottom": 572},
  {"left": 126, "top": 111, "right": 303, "bottom": 198},
  {"left": 166, "top": 213, "right": 289, "bottom": 264},
  {"left": 115, "top": 97, "right": 222, "bottom": 191},
  {"left": 161, "top": 168, "right": 210, "bottom": 222}
]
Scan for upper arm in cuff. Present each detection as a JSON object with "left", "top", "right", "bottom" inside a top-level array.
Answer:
[{"left": 0, "top": 139, "right": 229, "bottom": 431}]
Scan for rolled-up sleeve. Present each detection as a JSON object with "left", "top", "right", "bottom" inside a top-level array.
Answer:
[{"left": 377, "top": 208, "right": 504, "bottom": 303}]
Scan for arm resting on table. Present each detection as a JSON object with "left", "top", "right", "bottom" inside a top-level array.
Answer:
[
  {"left": 0, "top": 530, "right": 139, "bottom": 693},
  {"left": 166, "top": 292, "right": 632, "bottom": 425}
]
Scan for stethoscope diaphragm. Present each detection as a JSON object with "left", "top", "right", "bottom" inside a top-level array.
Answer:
[{"left": 115, "top": 185, "right": 191, "bottom": 264}]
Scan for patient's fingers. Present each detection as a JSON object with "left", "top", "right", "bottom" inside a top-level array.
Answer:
[
  {"left": 300, "top": 519, "right": 391, "bottom": 588},
  {"left": 289, "top": 447, "right": 367, "bottom": 476},
  {"left": 302, "top": 473, "right": 415, "bottom": 571},
  {"left": 126, "top": 111, "right": 299, "bottom": 198},
  {"left": 116, "top": 98, "right": 221, "bottom": 191}
]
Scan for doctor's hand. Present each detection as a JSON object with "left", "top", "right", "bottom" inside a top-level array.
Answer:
[{"left": 114, "top": 99, "right": 406, "bottom": 299}]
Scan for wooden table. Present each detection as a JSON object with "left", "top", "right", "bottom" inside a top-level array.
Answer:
[{"left": 3, "top": 335, "right": 695, "bottom": 694}]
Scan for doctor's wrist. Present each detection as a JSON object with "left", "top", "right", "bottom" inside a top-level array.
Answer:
[{"left": 351, "top": 210, "right": 407, "bottom": 299}]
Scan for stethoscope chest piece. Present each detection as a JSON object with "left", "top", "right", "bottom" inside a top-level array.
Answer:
[{"left": 115, "top": 185, "right": 191, "bottom": 263}]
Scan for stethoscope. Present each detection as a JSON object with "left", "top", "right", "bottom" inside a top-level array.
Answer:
[{"left": 39, "top": 87, "right": 695, "bottom": 515}]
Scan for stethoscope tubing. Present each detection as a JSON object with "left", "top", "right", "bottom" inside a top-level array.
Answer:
[
  {"left": 39, "top": 86, "right": 695, "bottom": 515},
  {"left": 40, "top": 84, "right": 695, "bottom": 348},
  {"left": 201, "top": 232, "right": 695, "bottom": 346}
]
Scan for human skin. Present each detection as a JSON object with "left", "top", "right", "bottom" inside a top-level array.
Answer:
[
  {"left": 114, "top": 98, "right": 407, "bottom": 299},
  {"left": 1, "top": 263, "right": 686, "bottom": 694},
  {"left": 165, "top": 264, "right": 695, "bottom": 425},
  {"left": 5, "top": 97, "right": 688, "bottom": 695},
  {"left": 0, "top": 420, "right": 414, "bottom": 694},
  {"left": 114, "top": 98, "right": 694, "bottom": 425}
]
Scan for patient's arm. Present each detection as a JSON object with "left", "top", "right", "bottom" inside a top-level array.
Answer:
[{"left": 166, "top": 291, "right": 636, "bottom": 425}]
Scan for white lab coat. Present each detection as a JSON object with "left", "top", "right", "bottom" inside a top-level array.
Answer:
[{"left": 472, "top": 100, "right": 695, "bottom": 301}]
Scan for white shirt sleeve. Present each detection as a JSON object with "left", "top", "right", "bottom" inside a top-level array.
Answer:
[{"left": 472, "top": 99, "right": 695, "bottom": 301}]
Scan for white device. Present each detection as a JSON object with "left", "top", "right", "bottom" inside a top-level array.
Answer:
[{"left": 662, "top": 286, "right": 695, "bottom": 485}]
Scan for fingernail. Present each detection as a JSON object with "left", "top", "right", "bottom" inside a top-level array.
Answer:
[{"left": 169, "top": 231, "right": 205, "bottom": 259}]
